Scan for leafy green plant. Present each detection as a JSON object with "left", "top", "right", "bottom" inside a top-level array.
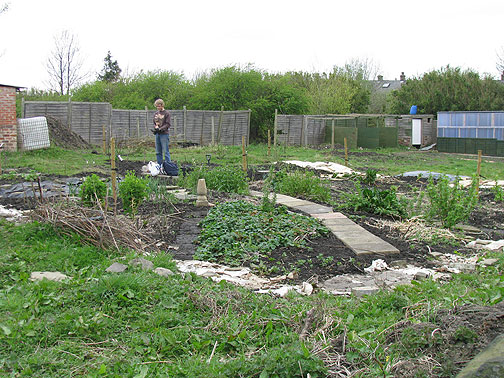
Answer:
[
  {"left": 425, "top": 175, "right": 479, "bottom": 228},
  {"left": 261, "top": 166, "right": 278, "bottom": 212},
  {"left": 79, "top": 174, "right": 107, "bottom": 207},
  {"left": 118, "top": 171, "right": 149, "bottom": 214},
  {"left": 178, "top": 165, "right": 249, "bottom": 194},
  {"left": 195, "top": 200, "right": 329, "bottom": 266},
  {"left": 361, "top": 168, "right": 379, "bottom": 185},
  {"left": 274, "top": 168, "right": 331, "bottom": 203},
  {"left": 339, "top": 180, "right": 408, "bottom": 218},
  {"left": 490, "top": 184, "right": 504, "bottom": 202}
]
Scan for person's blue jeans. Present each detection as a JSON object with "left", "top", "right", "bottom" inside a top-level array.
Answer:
[{"left": 155, "top": 133, "right": 171, "bottom": 164}]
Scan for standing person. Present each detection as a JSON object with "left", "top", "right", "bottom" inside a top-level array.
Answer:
[{"left": 153, "top": 98, "right": 171, "bottom": 164}]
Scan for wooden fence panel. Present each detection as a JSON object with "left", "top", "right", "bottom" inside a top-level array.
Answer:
[{"left": 23, "top": 101, "right": 250, "bottom": 147}]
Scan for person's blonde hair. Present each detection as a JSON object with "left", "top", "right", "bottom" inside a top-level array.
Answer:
[{"left": 154, "top": 99, "right": 164, "bottom": 107}]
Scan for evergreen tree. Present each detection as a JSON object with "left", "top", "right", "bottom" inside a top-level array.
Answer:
[{"left": 98, "top": 51, "right": 121, "bottom": 82}]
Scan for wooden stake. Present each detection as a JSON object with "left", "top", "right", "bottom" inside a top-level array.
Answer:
[
  {"left": 211, "top": 116, "right": 215, "bottom": 146},
  {"left": 476, "top": 149, "right": 482, "bottom": 194},
  {"left": 102, "top": 125, "right": 107, "bottom": 154},
  {"left": 111, "top": 137, "right": 117, "bottom": 215},
  {"left": 267, "top": 129, "right": 271, "bottom": 156},
  {"left": 273, "top": 109, "right": 278, "bottom": 149},
  {"left": 242, "top": 135, "right": 247, "bottom": 172},
  {"left": 344, "top": 137, "right": 348, "bottom": 166},
  {"left": 331, "top": 119, "right": 335, "bottom": 149}
]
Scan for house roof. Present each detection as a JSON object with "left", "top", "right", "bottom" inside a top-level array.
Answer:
[
  {"left": 369, "top": 79, "right": 404, "bottom": 93},
  {"left": 0, "top": 84, "right": 25, "bottom": 90}
]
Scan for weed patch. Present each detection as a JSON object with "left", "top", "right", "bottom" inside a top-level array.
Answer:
[
  {"left": 338, "top": 180, "right": 408, "bottom": 218},
  {"left": 425, "top": 175, "right": 479, "bottom": 228}
]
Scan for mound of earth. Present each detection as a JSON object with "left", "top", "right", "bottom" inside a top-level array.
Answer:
[{"left": 46, "top": 115, "right": 92, "bottom": 150}]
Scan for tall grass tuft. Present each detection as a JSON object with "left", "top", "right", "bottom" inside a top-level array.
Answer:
[
  {"left": 273, "top": 169, "right": 331, "bottom": 203},
  {"left": 178, "top": 165, "right": 249, "bottom": 195}
]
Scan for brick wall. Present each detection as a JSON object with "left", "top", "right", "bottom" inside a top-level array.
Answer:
[{"left": 0, "top": 85, "right": 18, "bottom": 151}]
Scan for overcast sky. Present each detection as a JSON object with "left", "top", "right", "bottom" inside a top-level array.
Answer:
[{"left": 1, "top": 0, "right": 503, "bottom": 90}]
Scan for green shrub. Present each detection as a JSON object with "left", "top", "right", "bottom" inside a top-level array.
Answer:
[
  {"left": 339, "top": 180, "right": 408, "bottom": 218},
  {"left": 178, "top": 165, "right": 249, "bottom": 194},
  {"left": 79, "top": 174, "right": 107, "bottom": 207},
  {"left": 118, "top": 171, "right": 149, "bottom": 214},
  {"left": 425, "top": 175, "right": 479, "bottom": 228},
  {"left": 274, "top": 169, "right": 331, "bottom": 203}
]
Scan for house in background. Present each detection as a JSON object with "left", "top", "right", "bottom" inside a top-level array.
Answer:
[
  {"left": 367, "top": 72, "right": 406, "bottom": 114},
  {"left": 0, "top": 84, "right": 23, "bottom": 151}
]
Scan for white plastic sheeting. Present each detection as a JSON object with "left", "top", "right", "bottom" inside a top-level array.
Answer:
[{"left": 17, "top": 116, "right": 50, "bottom": 151}]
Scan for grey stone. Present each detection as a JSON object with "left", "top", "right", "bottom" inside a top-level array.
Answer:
[
  {"left": 106, "top": 262, "right": 128, "bottom": 273},
  {"left": 413, "top": 271, "right": 431, "bottom": 280},
  {"left": 130, "top": 258, "right": 154, "bottom": 271},
  {"left": 154, "top": 267, "right": 175, "bottom": 277},
  {"left": 389, "top": 260, "right": 409, "bottom": 268},
  {"left": 456, "top": 334, "right": 504, "bottom": 378},
  {"left": 449, "top": 263, "right": 477, "bottom": 273},
  {"left": 30, "top": 271, "right": 71, "bottom": 282},
  {"left": 480, "top": 259, "right": 498, "bottom": 267},
  {"left": 351, "top": 286, "right": 380, "bottom": 297}
]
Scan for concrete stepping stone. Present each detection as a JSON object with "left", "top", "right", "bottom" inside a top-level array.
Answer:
[{"left": 250, "top": 191, "right": 400, "bottom": 256}]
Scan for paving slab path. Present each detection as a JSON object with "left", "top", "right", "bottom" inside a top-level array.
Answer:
[{"left": 249, "top": 191, "right": 399, "bottom": 256}]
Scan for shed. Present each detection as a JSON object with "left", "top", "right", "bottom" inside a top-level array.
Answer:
[{"left": 437, "top": 111, "right": 504, "bottom": 156}]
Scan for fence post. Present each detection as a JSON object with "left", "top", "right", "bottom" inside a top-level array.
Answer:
[
  {"left": 211, "top": 116, "right": 215, "bottom": 146},
  {"left": 21, "top": 97, "right": 25, "bottom": 118},
  {"left": 268, "top": 129, "right": 271, "bottom": 156},
  {"left": 102, "top": 125, "right": 107, "bottom": 154},
  {"left": 67, "top": 97, "right": 72, "bottom": 130},
  {"left": 273, "top": 109, "right": 278, "bottom": 148},
  {"left": 200, "top": 111, "right": 205, "bottom": 146},
  {"left": 242, "top": 135, "right": 247, "bottom": 172},
  {"left": 217, "top": 105, "right": 224, "bottom": 144},
  {"left": 232, "top": 112, "right": 237, "bottom": 146},
  {"left": 183, "top": 106, "right": 187, "bottom": 143},
  {"left": 344, "top": 137, "right": 349, "bottom": 166},
  {"left": 145, "top": 106, "right": 149, "bottom": 140},
  {"left": 137, "top": 118, "right": 140, "bottom": 139},
  {"left": 304, "top": 116, "right": 309, "bottom": 146},
  {"left": 173, "top": 116, "right": 178, "bottom": 145},
  {"left": 247, "top": 109, "right": 251, "bottom": 146},
  {"left": 88, "top": 103, "right": 92, "bottom": 143}
]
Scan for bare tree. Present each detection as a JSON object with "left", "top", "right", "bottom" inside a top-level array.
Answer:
[
  {"left": 0, "top": 3, "right": 8, "bottom": 59},
  {"left": 46, "top": 31, "right": 87, "bottom": 95},
  {"left": 497, "top": 46, "right": 504, "bottom": 76}
]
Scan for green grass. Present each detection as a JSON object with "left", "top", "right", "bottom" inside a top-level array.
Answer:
[
  {"left": 1, "top": 219, "right": 503, "bottom": 377},
  {"left": 2, "top": 144, "right": 503, "bottom": 180},
  {"left": 3, "top": 144, "right": 503, "bottom": 181}
]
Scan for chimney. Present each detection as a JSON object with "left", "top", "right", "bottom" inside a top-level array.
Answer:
[
  {"left": 400, "top": 72, "right": 406, "bottom": 81},
  {"left": 377, "top": 74, "right": 383, "bottom": 81}
]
